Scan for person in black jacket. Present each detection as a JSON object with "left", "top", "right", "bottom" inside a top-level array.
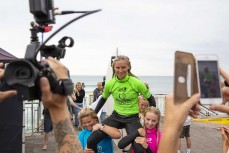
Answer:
[{"left": 72, "top": 82, "right": 85, "bottom": 129}]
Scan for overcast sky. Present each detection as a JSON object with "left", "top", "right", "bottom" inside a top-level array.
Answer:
[{"left": 0, "top": 0, "right": 229, "bottom": 76}]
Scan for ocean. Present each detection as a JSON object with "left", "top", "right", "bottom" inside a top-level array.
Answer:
[{"left": 70, "top": 75, "right": 173, "bottom": 95}]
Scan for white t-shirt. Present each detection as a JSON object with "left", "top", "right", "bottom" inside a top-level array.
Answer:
[
  {"left": 183, "top": 116, "right": 191, "bottom": 126},
  {"left": 89, "top": 95, "right": 107, "bottom": 117}
]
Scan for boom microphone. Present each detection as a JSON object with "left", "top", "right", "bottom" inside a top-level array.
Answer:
[{"left": 55, "top": 10, "right": 91, "bottom": 15}]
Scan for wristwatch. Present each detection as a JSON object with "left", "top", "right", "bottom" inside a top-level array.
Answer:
[{"left": 100, "top": 124, "right": 105, "bottom": 130}]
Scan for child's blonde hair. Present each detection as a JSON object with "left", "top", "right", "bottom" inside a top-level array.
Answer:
[
  {"left": 138, "top": 95, "right": 149, "bottom": 105},
  {"left": 143, "top": 107, "right": 161, "bottom": 129},
  {"left": 78, "top": 108, "right": 99, "bottom": 129}
]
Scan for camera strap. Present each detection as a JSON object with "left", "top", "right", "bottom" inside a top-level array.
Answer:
[{"left": 53, "top": 79, "right": 73, "bottom": 96}]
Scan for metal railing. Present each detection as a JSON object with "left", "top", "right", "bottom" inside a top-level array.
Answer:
[
  {"left": 24, "top": 94, "right": 168, "bottom": 134},
  {"left": 154, "top": 94, "right": 167, "bottom": 116},
  {"left": 24, "top": 100, "right": 43, "bottom": 134}
]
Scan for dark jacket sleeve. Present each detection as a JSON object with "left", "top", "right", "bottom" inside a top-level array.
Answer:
[
  {"left": 94, "top": 97, "right": 107, "bottom": 114},
  {"left": 147, "top": 95, "right": 156, "bottom": 107},
  {"left": 119, "top": 133, "right": 154, "bottom": 153},
  {"left": 145, "top": 147, "right": 153, "bottom": 153},
  {"left": 118, "top": 130, "right": 139, "bottom": 149},
  {"left": 93, "top": 88, "right": 100, "bottom": 102}
]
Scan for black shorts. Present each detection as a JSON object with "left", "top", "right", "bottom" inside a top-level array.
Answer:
[
  {"left": 102, "top": 111, "right": 142, "bottom": 134},
  {"left": 44, "top": 117, "right": 53, "bottom": 133},
  {"left": 180, "top": 125, "right": 190, "bottom": 138}
]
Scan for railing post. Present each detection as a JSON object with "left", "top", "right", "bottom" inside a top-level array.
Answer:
[
  {"left": 31, "top": 101, "right": 34, "bottom": 133},
  {"left": 37, "top": 101, "right": 41, "bottom": 133}
]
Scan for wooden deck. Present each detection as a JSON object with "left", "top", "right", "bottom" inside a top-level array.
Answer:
[
  {"left": 25, "top": 117, "right": 225, "bottom": 153},
  {"left": 25, "top": 129, "right": 123, "bottom": 153}
]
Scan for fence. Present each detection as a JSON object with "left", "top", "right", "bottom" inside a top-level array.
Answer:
[
  {"left": 24, "top": 94, "right": 167, "bottom": 134},
  {"left": 24, "top": 100, "right": 43, "bottom": 135}
]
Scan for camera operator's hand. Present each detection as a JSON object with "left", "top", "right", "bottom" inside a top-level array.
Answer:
[
  {"left": 210, "top": 68, "right": 229, "bottom": 114},
  {"left": 158, "top": 93, "right": 200, "bottom": 153},
  {"left": 0, "top": 63, "right": 17, "bottom": 102},
  {"left": 40, "top": 57, "right": 83, "bottom": 153}
]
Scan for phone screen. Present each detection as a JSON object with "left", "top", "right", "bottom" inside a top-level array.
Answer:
[{"left": 197, "top": 61, "right": 221, "bottom": 98}]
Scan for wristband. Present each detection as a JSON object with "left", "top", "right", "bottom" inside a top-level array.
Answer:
[{"left": 54, "top": 79, "right": 73, "bottom": 95}]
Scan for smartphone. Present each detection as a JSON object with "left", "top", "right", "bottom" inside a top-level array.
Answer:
[{"left": 195, "top": 54, "right": 222, "bottom": 105}]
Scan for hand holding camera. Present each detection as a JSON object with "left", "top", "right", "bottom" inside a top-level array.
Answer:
[{"left": 39, "top": 57, "right": 70, "bottom": 111}]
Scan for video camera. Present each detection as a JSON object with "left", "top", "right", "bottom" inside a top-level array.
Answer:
[{"left": 4, "top": 0, "right": 75, "bottom": 101}]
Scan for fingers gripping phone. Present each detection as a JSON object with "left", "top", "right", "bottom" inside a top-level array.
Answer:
[{"left": 195, "top": 55, "right": 222, "bottom": 105}]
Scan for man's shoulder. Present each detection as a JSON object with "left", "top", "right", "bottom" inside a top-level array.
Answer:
[{"left": 93, "top": 88, "right": 98, "bottom": 91}]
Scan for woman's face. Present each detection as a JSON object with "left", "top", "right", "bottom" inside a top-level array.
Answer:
[
  {"left": 81, "top": 116, "right": 97, "bottom": 131},
  {"left": 76, "top": 83, "right": 82, "bottom": 90},
  {"left": 114, "top": 59, "right": 130, "bottom": 80},
  {"left": 144, "top": 112, "right": 158, "bottom": 129}
]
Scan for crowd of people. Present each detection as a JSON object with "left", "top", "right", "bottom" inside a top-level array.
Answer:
[{"left": 1, "top": 56, "right": 229, "bottom": 153}]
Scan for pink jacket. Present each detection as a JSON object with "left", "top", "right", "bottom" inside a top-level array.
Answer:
[{"left": 132, "top": 127, "right": 162, "bottom": 153}]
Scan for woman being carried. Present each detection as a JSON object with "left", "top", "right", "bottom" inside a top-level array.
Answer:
[{"left": 87, "top": 55, "right": 156, "bottom": 153}]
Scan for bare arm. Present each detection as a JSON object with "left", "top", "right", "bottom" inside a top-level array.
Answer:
[
  {"left": 0, "top": 90, "right": 17, "bottom": 102},
  {"left": 158, "top": 94, "right": 200, "bottom": 153},
  {"left": 71, "top": 93, "right": 77, "bottom": 101},
  {"left": 40, "top": 57, "right": 83, "bottom": 153},
  {"left": 93, "top": 123, "right": 121, "bottom": 139},
  {"left": 0, "top": 64, "right": 17, "bottom": 102},
  {"left": 210, "top": 69, "right": 229, "bottom": 113},
  {"left": 70, "top": 100, "right": 82, "bottom": 110}
]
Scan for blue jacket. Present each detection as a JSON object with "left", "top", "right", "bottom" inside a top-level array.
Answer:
[{"left": 78, "top": 128, "right": 114, "bottom": 153}]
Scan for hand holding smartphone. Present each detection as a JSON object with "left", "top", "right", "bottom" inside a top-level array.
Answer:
[{"left": 195, "top": 54, "right": 222, "bottom": 105}]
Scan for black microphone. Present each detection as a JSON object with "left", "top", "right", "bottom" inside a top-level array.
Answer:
[{"left": 55, "top": 10, "right": 91, "bottom": 15}]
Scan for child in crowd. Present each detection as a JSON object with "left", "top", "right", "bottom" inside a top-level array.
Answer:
[
  {"left": 121, "top": 95, "right": 151, "bottom": 152},
  {"left": 177, "top": 116, "right": 192, "bottom": 153},
  {"left": 118, "top": 107, "right": 162, "bottom": 153},
  {"left": 77, "top": 108, "right": 121, "bottom": 153},
  {"left": 138, "top": 95, "right": 150, "bottom": 126}
]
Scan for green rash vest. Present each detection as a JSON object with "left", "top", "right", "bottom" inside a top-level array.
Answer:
[{"left": 102, "top": 75, "right": 151, "bottom": 116}]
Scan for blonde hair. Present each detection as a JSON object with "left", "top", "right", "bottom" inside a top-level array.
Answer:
[
  {"left": 112, "top": 55, "right": 137, "bottom": 78},
  {"left": 144, "top": 107, "right": 161, "bottom": 129},
  {"left": 138, "top": 95, "right": 148, "bottom": 102},
  {"left": 75, "top": 82, "right": 82, "bottom": 88},
  {"left": 78, "top": 108, "right": 99, "bottom": 129}
]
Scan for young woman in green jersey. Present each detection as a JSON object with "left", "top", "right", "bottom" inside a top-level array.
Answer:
[{"left": 87, "top": 55, "right": 156, "bottom": 153}]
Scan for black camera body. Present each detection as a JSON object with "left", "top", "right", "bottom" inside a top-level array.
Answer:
[
  {"left": 29, "top": 0, "right": 55, "bottom": 25},
  {"left": 5, "top": 60, "right": 54, "bottom": 100},
  {"left": 4, "top": 0, "right": 74, "bottom": 101}
]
